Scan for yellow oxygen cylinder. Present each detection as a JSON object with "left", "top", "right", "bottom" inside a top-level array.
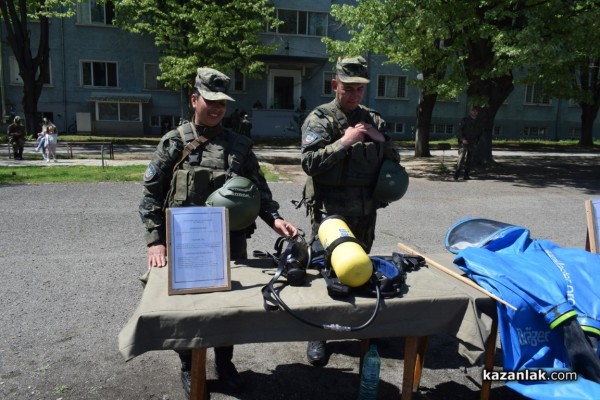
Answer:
[{"left": 318, "top": 216, "right": 373, "bottom": 287}]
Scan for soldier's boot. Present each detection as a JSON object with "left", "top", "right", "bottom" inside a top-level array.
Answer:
[
  {"left": 215, "top": 346, "right": 243, "bottom": 391},
  {"left": 464, "top": 171, "right": 470, "bottom": 180},
  {"left": 13, "top": 152, "right": 19, "bottom": 160},
  {"left": 453, "top": 169, "right": 460, "bottom": 181}
]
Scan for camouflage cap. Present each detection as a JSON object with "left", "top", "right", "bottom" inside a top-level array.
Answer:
[
  {"left": 336, "top": 56, "right": 370, "bottom": 83},
  {"left": 195, "top": 67, "right": 235, "bottom": 102}
]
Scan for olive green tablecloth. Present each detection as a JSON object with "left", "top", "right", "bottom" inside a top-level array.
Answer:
[{"left": 118, "top": 256, "right": 495, "bottom": 364}]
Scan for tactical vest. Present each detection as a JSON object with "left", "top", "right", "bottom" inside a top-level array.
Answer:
[
  {"left": 166, "top": 122, "right": 252, "bottom": 208},
  {"left": 311, "top": 104, "right": 384, "bottom": 187}
]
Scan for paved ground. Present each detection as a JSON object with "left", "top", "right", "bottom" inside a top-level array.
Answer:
[{"left": 1, "top": 143, "right": 600, "bottom": 399}]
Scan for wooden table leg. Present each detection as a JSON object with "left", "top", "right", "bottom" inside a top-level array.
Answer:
[
  {"left": 480, "top": 317, "right": 499, "bottom": 400},
  {"left": 190, "top": 348, "right": 207, "bottom": 400},
  {"left": 402, "top": 336, "right": 418, "bottom": 400},
  {"left": 413, "top": 337, "right": 428, "bottom": 392}
]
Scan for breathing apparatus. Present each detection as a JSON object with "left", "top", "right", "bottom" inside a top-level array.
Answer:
[
  {"left": 317, "top": 215, "right": 373, "bottom": 288},
  {"left": 257, "top": 219, "right": 425, "bottom": 332}
]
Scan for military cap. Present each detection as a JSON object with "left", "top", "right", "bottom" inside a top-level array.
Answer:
[
  {"left": 336, "top": 56, "right": 370, "bottom": 83},
  {"left": 195, "top": 67, "right": 235, "bottom": 102}
]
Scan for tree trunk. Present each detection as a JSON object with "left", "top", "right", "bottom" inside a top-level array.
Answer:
[
  {"left": 467, "top": 75, "right": 514, "bottom": 164},
  {"left": 414, "top": 92, "right": 438, "bottom": 157},
  {"left": 579, "top": 102, "right": 599, "bottom": 147},
  {"left": 1, "top": 3, "right": 50, "bottom": 135}
]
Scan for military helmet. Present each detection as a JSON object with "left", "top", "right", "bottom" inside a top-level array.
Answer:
[
  {"left": 205, "top": 176, "right": 260, "bottom": 231},
  {"left": 372, "top": 160, "right": 409, "bottom": 203}
]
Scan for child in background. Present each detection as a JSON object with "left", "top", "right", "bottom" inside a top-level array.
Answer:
[{"left": 35, "top": 130, "right": 48, "bottom": 160}]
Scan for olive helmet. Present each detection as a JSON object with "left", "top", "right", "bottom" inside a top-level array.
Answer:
[
  {"left": 205, "top": 176, "right": 260, "bottom": 231},
  {"left": 372, "top": 160, "right": 409, "bottom": 203}
]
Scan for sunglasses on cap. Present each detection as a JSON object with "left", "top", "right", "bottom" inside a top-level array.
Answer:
[
  {"left": 342, "top": 63, "right": 367, "bottom": 77},
  {"left": 203, "top": 78, "right": 230, "bottom": 93}
]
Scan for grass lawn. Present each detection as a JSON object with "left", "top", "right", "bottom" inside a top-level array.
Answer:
[{"left": 0, "top": 164, "right": 279, "bottom": 185}]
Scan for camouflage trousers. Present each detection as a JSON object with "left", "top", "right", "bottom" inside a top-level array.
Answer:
[{"left": 456, "top": 143, "right": 477, "bottom": 175}]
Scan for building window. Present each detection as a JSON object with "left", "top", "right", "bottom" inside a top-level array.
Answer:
[
  {"left": 323, "top": 72, "right": 334, "bottom": 95},
  {"left": 376, "top": 75, "right": 407, "bottom": 99},
  {"left": 82, "top": 61, "right": 118, "bottom": 87},
  {"left": 525, "top": 84, "right": 551, "bottom": 105},
  {"left": 387, "top": 122, "right": 405, "bottom": 134},
  {"left": 144, "top": 64, "right": 166, "bottom": 90},
  {"left": 150, "top": 115, "right": 179, "bottom": 133},
  {"left": 231, "top": 69, "right": 246, "bottom": 92},
  {"left": 267, "top": 9, "right": 328, "bottom": 36},
  {"left": 97, "top": 102, "right": 141, "bottom": 121},
  {"left": 9, "top": 56, "right": 52, "bottom": 85},
  {"left": 432, "top": 123, "right": 454, "bottom": 136},
  {"left": 78, "top": 1, "right": 115, "bottom": 25},
  {"left": 522, "top": 126, "right": 546, "bottom": 139}
]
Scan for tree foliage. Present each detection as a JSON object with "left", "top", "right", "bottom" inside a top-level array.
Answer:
[
  {"left": 0, "top": 0, "right": 76, "bottom": 133},
  {"left": 325, "top": 0, "right": 600, "bottom": 157},
  {"left": 114, "top": 0, "right": 279, "bottom": 92}
]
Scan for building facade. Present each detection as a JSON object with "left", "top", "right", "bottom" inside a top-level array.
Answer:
[{"left": 1, "top": 0, "right": 596, "bottom": 141}]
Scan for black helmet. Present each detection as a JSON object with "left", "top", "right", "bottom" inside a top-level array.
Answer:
[
  {"left": 372, "top": 160, "right": 409, "bottom": 202},
  {"left": 205, "top": 176, "right": 260, "bottom": 231}
]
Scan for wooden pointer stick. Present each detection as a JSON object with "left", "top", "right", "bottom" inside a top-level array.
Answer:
[{"left": 397, "top": 242, "right": 518, "bottom": 311}]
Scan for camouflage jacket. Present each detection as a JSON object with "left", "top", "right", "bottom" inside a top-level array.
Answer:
[
  {"left": 300, "top": 99, "right": 400, "bottom": 216},
  {"left": 139, "top": 123, "right": 281, "bottom": 246}
]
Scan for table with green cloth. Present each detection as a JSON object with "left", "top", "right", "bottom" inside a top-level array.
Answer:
[{"left": 118, "top": 256, "right": 497, "bottom": 399}]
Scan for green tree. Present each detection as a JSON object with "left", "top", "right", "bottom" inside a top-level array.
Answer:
[
  {"left": 114, "top": 0, "right": 279, "bottom": 103},
  {"left": 521, "top": 1, "right": 600, "bottom": 147},
  {"left": 325, "top": 1, "right": 594, "bottom": 159},
  {"left": 0, "top": 0, "right": 75, "bottom": 134}
]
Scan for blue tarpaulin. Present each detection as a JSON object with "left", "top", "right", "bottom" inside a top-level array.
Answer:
[{"left": 446, "top": 218, "right": 600, "bottom": 399}]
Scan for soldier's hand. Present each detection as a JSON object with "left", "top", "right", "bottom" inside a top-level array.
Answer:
[
  {"left": 272, "top": 219, "right": 299, "bottom": 238},
  {"left": 357, "top": 122, "right": 385, "bottom": 143},
  {"left": 341, "top": 126, "right": 365, "bottom": 148},
  {"left": 147, "top": 244, "right": 167, "bottom": 269}
]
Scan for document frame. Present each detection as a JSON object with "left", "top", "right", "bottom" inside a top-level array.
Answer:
[{"left": 166, "top": 206, "right": 231, "bottom": 295}]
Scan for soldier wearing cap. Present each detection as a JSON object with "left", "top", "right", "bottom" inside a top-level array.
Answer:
[
  {"left": 139, "top": 67, "right": 298, "bottom": 397},
  {"left": 8, "top": 115, "right": 26, "bottom": 160},
  {"left": 300, "top": 57, "right": 401, "bottom": 366}
]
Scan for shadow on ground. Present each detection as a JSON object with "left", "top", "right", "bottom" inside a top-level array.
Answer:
[{"left": 408, "top": 156, "right": 600, "bottom": 194}]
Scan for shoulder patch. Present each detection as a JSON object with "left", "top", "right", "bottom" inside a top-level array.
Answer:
[
  {"left": 144, "top": 164, "right": 157, "bottom": 182},
  {"left": 303, "top": 130, "right": 321, "bottom": 144}
]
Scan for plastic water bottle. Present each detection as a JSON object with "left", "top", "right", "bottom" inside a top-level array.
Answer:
[{"left": 358, "top": 343, "right": 381, "bottom": 400}]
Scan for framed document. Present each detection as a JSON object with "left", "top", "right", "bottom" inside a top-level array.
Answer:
[{"left": 166, "top": 206, "right": 231, "bottom": 295}]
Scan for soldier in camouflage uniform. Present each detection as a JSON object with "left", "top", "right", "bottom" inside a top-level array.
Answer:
[
  {"left": 454, "top": 106, "right": 483, "bottom": 180},
  {"left": 300, "top": 56, "right": 401, "bottom": 366},
  {"left": 139, "top": 67, "right": 298, "bottom": 397},
  {"left": 8, "top": 116, "right": 26, "bottom": 160}
]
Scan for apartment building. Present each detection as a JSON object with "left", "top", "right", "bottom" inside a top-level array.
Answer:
[{"left": 0, "top": 0, "right": 595, "bottom": 140}]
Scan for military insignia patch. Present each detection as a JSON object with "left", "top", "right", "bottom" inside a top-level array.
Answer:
[
  {"left": 144, "top": 164, "right": 157, "bottom": 181},
  {"left": 303, "top": 130, "right": 319, "bottom": 144}
]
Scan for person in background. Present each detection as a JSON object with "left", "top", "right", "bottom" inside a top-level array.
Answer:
[
  {"left": 300, "top": 56, "right": 401, "bottom": 367},
  {"left": 8, "top": 116, "right": 26, "bottom": 160},
  {"left": 238, "top": 112, "right": 252, "bottom": 138},
  {"left": 42, "top": 118, "right": 58, "bottom": 162},
  {"left": 139, "top": 67, "right": 298, "bottom": 399},
  {"left": 454, "top": 106, "right": 483, "bottom": 180}
]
